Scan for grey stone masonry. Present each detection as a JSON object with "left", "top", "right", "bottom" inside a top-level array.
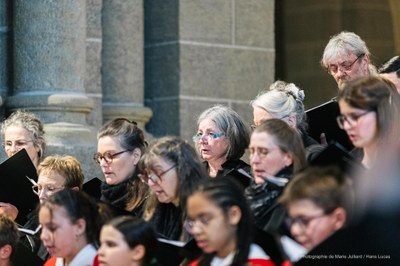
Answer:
[{"left": 144, "top": 0, "right": 275, "bottom": 143}]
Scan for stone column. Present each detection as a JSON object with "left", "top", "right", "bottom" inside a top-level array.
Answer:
[
  {"left": 10, "top": 0, "right": 99, "bottom": 179},
  {"left": 101, "top": 0, "right": 152, "bottom": 131},
  {"left": 0, "top": 0, "right": 11, "bottom": 113}
]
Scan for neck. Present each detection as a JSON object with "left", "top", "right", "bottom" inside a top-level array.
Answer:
[
  {"left": 208, "top": 158, "right": 226, "bottom": 177},
  {"left": 363, "top": 144, "right": 378, "bottom": 168},
  {"left": 0, "top": 260, "right": 12, "bottom": 266},
  {"left": 65, "top": 239, "right": 88, "bottom": 265},
  {"left": 217, "top": 235, "right": 237, "bottom": 259}
]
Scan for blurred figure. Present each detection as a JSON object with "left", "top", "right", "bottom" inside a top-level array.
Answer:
[
  {"left": 193, "top": 105, "right": 251, "bottom": 189},
  {"left": 321, "top": 31, "right": 375, "bottom": 90},
  {"left": 0, "top": 216, "right": 19, "bottom": 266},
  {"left": 378, "top": 55, "right": 400, "bottom": 92},
  {"left": 39, "top": 189, "right": 104, "bottom": 266},
  {"left": 279, "top": 166, "right": 353, "bottom": 252},
  {"left": 251, "top": 80, "right": 321, "bottom": 159},
  {"left": 245, "top": 119, "right": 306, "bottom": 232},
  {"left": 98, "top": 216, "right": 158, "bottom": 266},
  {"left": 140, "top": 136, "right": 206, "bottom": 242},
  {"left": 95, "top": 118, "right": 149, "bottom": 216},
  {"left": 337, "top": 76, "right": 400, "bottom": 168},
  {"left": 0, "top": 110, "right": 46, "bottom": 220},
  {"left": 186, "top": 178, "right": 275, "bottom": 266}
]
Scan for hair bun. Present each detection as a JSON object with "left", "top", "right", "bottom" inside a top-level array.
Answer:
[{"left": 286, "top": 83, "right": 305, "bottom": 102}]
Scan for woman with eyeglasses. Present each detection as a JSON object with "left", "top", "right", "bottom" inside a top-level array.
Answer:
[
  {"left": 251, "top": 80, "right": 322, "bottom": 161},
  {"left": 337, "top": 76, "right": 400, "bottom": 168},
  {"left": 94, "top": 118, "right": 149, "bottom": 217},
  {"left": 139, "top": 136, "right": 207, "bottom": 243},
  {"left": 18, "top": 155, "right": 86, "bottom": 262},
  {"left": 186, "top": 177, "right": 275, "bottom": 266},
  {"left": 0, "top": 110, "right": 45, "bottom": 223},
  {"left": 278, "top": 166, "right": 353, "bottom": 253},
  {"left": 193, "top": 105, "right": 252, "bottom": 189},
  {"left": 245, "top": 119, "right": 306, "bottom": 235}
]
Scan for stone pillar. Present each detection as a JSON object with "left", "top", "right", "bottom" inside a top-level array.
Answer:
[
  {"left": 0, "top": 0, "right": 11, "bottom": 113},
  {"left": 10, "top": 0, "right": 99, "bottom": 179},
  {"left": 389, "top": 0, "right": 400, "bottom": 54},
  {"left": 86, "top": 0, "right": 103, "bottom": 130},
  {"left": 144, "top": 1, "right": 275, "bottom": 141},
  {"left": 101, "top": 0, "right": 152, "bottom": 131}
]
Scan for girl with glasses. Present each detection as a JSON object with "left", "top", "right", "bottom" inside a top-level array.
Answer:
[
  {"left": 186, "top": 177, "right": 275, "bottom": 266},
  {"left": 95, "top": 118, "right": 149, "bottom": 217},
  {"left": 194, "top": 105, "right": 252, "bottom": 190},
  {"left": 140, "top": 136, "right": 207, "bottom": 244},
  {"left": 337, "top": 76, "right": 400, "bottom": 168}
]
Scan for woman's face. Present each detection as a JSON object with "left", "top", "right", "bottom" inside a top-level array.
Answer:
[
  {"left": 146, "top": 156, "right": 179, "bottom": 206},
  {"left": 186, "top": 193, "right": 239, "bottom": 258},
  {"left": 338, "top": 100, "right": 378, "bottom": 149},
  {"left": 97, "top": 136, "right": 139, "bottom": 185},
  {"left": 4, "top": 125, "right": 40, "bottom": 167},
  {"left": 288, "top": 199, "right": 344, "bottom": 251},
  {"left": 195, "top": 119, "right": 229, "bottom": 164},
  {"left": 98, "top": 225, "right": 140, "bottom": 266},
  {"left": 39, "top": 205, "right": 85, "bottom": 262},
  {"left": 36, "top": 170, "right": 66, "bottom": 204},
  {"left": 249, "top": 131, "right": 293, "bottom": 184}
]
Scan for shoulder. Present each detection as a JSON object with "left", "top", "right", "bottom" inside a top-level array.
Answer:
[{"left": 248, "top": 244, "right": 276, "bottom": 265}]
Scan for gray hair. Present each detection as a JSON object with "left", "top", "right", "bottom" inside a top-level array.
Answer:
[
  {"left": 196, "top": 105, "right": 249, "bottom": 161},
  {"left": 321, "top": 31, "right": 371, "bottom": 70},
  {"left": 1, "top": 110, "right": 46, "bottom": 158},
  {"left": 251, "top": 80, "right": 307, "bottom": 131}
]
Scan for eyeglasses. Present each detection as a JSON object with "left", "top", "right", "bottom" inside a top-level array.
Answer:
[
  {"left": 3, "top": 139, "right": 34, "bottom": 151},
  {"left": 32, "top": 185, "right": 64, "bottom": 196},
  {"left": 192, "top": 132, "right": 225, "bottom": 143},
  {"left": 336, "top": 111, "right": 371, "bottom": 129},
  {"left": 285, "top": 213, "right": 327, "bottom": 231},
  {"left": 184, "top": 215, "right": 214, "bottom": 234},
  {"left": 327, "top": 53, "right": 365, "bottom": 75},
  {"left": 249, "top": 147, "right": 278, "bottom": 159},
  {"left": 139, "top": 165, "right": 176, "bottom": 184},
  {"left": 93, "top": 150, "right": 131, "bottom": 164}
]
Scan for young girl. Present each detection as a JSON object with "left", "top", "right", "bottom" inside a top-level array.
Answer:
[
  {"left": 39, "top": 189, "right": 104, "bottom": 266},
  {"left": 97, "top": 216, "right": 158, "bottom": 266},
  {"left": 186, "top": 178, "right": 275, "bottom": 266}
]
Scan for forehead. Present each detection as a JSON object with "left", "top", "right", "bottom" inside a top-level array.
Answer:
[
  {"left": 326, "top": 50, "right": 356, "bottom": 64},
  {"left": 198, "top": 118, "right": 220, "bottom": 131},
  {"left": 37, "top": 170, "right": 66, "bottom": 185},
  {"left": 98, "top": 136, "right": 122, "bottom": 150},
  {"left": 187, "top": 193, "right": 221, "bottom": 216},
  {"left": 39, "top": 205, "right": 69, "bottom": 222},
  {"left": 288, "top": 199, "right": 323, "bottom": 216},
  {"left": 250, "top": 131, "right": 278, "bottom": 148},
  {"left": 4, "top": 125, "right": 32, "bottom": 139},
  {"left": 253, "top": 106, "right": 273, "bottom": 121},
  {"left": 101, "top": 225, "right": 125, "bottom": 241}
]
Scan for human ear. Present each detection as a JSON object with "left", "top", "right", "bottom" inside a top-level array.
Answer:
[
  {"left": 132, "top": 244, "right": 146, "bottom": 261},
  {"left": 287, "top": 113, "right": 297, "bottom": 128},
  {"left": 283, "top": 152, "right": 293, "bottom": 167},
  {"left": 75, "top": 218, "right": 86, "bottom": 237},
  {"left": 228, "top": 205, "right": 242, "bottom": 226},
  {"left": 132, "top": 148, "right": 142, "bottom": 165},
  {"left": 332, "top": 207, "right": 347, "bottom": 231},
  {"left": 0, "top": 244, "right": 12, "bottom": 260}
]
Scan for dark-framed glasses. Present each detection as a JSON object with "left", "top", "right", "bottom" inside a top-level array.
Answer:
[
  {"left": 93, "top": 150, "right": 130, "bottom": 164},
  {"left": 336, "top": 111, "right": 371, "bottom": 129},
  {"left": 139, "top": 165, "right": 176, "bottom": 184},
  {"left": 192, "top": 132, "right": 225, "bottom": 143},
  {"left": 327, "top": 53, "right": 365, "bottom": 75}
]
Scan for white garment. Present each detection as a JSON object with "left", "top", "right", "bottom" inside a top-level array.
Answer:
[
  {"left": 54, "top": 244, "right": 97, "bottom": 266},
  {"left": 210, "top": 243, "right": 269, "bottom": 266}
]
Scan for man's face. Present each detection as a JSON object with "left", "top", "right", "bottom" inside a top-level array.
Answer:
[{"left": 326, "top": 53, "right": 370, "bottom": 89}]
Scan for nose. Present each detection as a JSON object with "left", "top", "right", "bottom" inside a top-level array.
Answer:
[
  {"left": 250, "top": 152, "right": 261, "bottom": 164},
  {"left": 290, "top": 222, "right": 303, "bottom": 238},
  {"left": 38, "top": 189, "right": 47, "bottom": 202},
  {"left": 40, "top": 227, "right": 49, "bottom": 242},
  {"left": 97, "top": 244, "right": 105, "bottom": 256}
]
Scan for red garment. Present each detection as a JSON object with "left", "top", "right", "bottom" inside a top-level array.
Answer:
[
  {"left": 43, "top": 257, "right": 57, "bottom": 266},
  {"left": 189, "top": 258, "right": 276, "bottom": 266}
]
